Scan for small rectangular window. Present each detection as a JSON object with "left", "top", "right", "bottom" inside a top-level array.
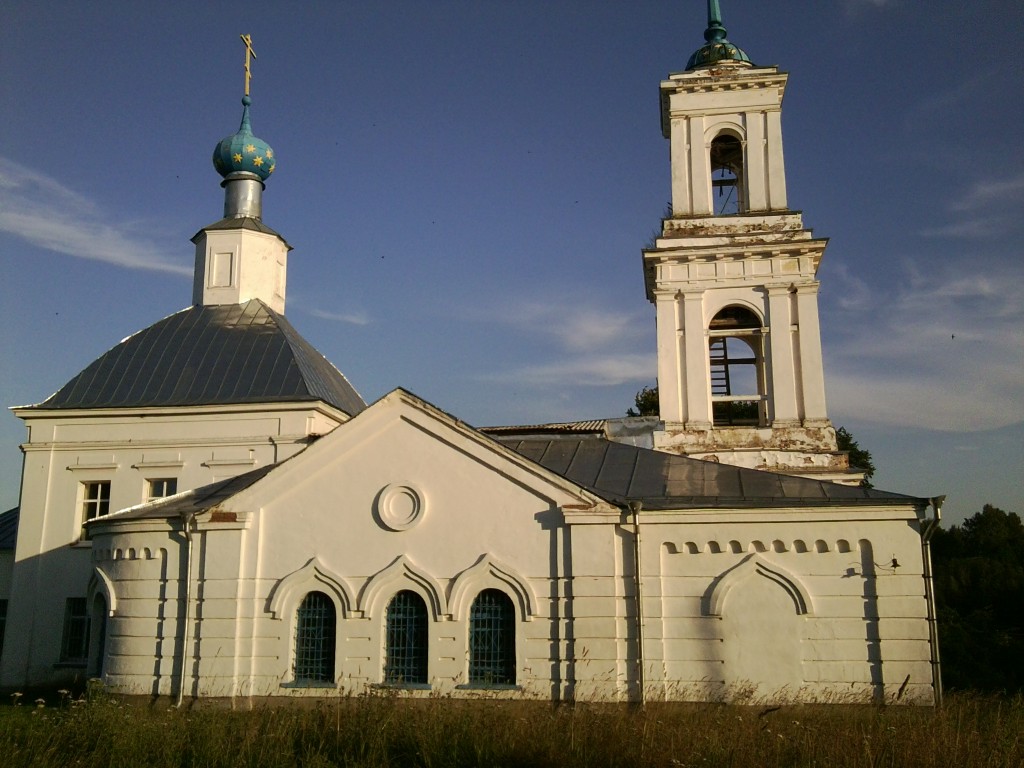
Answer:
[
  {"left": 81, "top": 481, "right": 111, "bottom": 523},
  {"left": 148, "top": 478, "right": 178, "bottom": 500},
  {"left": 60, "top": 597, "right": 90, "bottom": 664}
]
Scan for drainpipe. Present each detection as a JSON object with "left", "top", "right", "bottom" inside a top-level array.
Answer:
[
  {"left": 177, "top": 511, "right": 197, "bottom": 708},
  {"left": 628, "top": 501, "right": 645, "bottom": 706},
  {"left": 921, "top": 496, "right": 944, "bottom": 707}
]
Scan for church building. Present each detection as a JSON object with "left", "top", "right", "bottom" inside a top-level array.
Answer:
[{"left": 0, "top": 6, "right": 941, "bottom": 704}]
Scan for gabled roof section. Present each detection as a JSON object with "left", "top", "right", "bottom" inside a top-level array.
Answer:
[
  {"left": 498, "top": 436, "right": 923, "bottom": 510},
  {"left": 30, "top": 300, "right": 366, "bottom": 415},
  {"left": 0, "top": 506, "right": 18, "bottom": 550},
  {"left": 90, "top": 388, "right": 616, "bottom": 528},
  {"left": 220, "top": 387, "right": 615, "bottom": 514}
]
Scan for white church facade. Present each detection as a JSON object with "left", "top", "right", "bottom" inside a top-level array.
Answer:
[{"left": 0, "top": 5, "right": 942, "bottom": 705}]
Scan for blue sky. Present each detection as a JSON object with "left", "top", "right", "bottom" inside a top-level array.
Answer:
[{"left": 1, "top": 1, "right": 1021, "bottom": 525}]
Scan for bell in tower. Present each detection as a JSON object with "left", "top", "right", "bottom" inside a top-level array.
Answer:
[{"left": 644, "top": 2, "right": 861, "bottom": 484}]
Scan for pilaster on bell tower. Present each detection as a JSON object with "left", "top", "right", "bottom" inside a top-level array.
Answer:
[
  {"left": 645, "top": 2, "right": 858, "bottom": 483},
  {"left": 192, "top": 34, "right": 291, "bottom": 314}
]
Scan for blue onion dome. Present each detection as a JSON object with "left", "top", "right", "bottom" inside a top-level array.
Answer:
[
  {"left": 685, "top": 1, "right": 752, "bottom": 71},
  {"left": 212, "top": 95, "right": 276, "bottom": 181}
]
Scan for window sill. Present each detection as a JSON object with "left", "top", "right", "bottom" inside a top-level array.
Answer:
[
  {"left": 371, "top": 682, "right": 431, "bottom": 691},
  {"left": 455, "top": 683, "right": 521, "bottom": 691},
  {"left": 280, "top": 681, "right": 337, "bottom": 690}
]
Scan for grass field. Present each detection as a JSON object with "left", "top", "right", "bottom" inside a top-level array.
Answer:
[{"left": 1, "top": 690, "right": 1020, "bottom": 767}]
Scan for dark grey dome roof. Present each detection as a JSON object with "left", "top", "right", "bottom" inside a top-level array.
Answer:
[{"left": 34, "top": 300, "right": 365, "bottom": 416}]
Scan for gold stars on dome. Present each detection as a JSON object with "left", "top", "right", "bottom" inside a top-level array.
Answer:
[
  {"left": 268, "top": 163, "right": 275, "bottom": 174},
  {"left": 210, "top": 37, "right": 275, "bottom": 181}
]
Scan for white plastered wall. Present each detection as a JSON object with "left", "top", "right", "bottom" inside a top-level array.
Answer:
[
  {"left": 192, "top": 227, "right": 289, "bottom": 313},
  {"left": 637, "top": 510, "right": 934, "bottom": 704},
  {"left": 90, "top": 392, "right": 604, "bottom": 701},
  {"left": 78, "top": 395, "right": 936, "bottom": 706},
  {"left": 0, "top": 401, "right": 346, "bottom": 690}
]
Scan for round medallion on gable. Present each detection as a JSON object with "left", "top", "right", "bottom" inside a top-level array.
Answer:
[{"left": 375, "top": 484, "right": 425, "bottom": 531}]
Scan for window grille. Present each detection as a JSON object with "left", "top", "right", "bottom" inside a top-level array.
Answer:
[
  {"left": 384, "top": 590, "right": 428, "bottom": 685},
  {"left": 469, "top": 589, "right": 516, "bottom": 685},
  {"left": 294, "top": 591, "right": 336, "bottom": 683},
  {"left": 81, "top": 481, "right": 111, "bottom": 523},
  {"left": 60, "top": 597, "right": 90, "bottom": 664}
]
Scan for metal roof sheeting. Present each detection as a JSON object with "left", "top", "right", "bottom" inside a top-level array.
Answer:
[
  {"left": 0, "top": 506, "right": 18, "bottom": 550},
  {"left": 192, "top": 217, "right": 290, "bottom": 246},
  {"left": 32, "top": 300, "right": 366, "bottom": 415},
  {"left": 481, "top": 420, "right": 608, "bottom": 435},
  {"left": 499, "top": 436, "right": 921, "bottom": 509}
]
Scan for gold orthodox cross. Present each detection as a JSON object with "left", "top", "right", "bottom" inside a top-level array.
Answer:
[{"left": 240, "top": 34, "right": 256, "bottom": 96}]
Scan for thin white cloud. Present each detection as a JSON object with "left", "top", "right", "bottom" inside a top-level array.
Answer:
[
  {"left": 829, "top": 372, "right": 1022, "bottom": 433},
  {"left": 483, "top": 353, "right": 657, "bottom": 388},
  {"left": 487, "top": 299, "right": 649, "bottom": 352},
  {"left": 0, "top": 157, "right": 189, "bottom": 275},
  {"left": 309, "top": 308, "right": 371, "bottom": 326},
  {"left": 826, "top": 261, "right": 1024, "bottom": 431},
  {"left": 921, "top": 172, "right": 1024, "bottom": 240},
  {"left": 950, "top": 174, "right": 1024, "bottom": 212},
  {"left": 905, "top": 67, "right": 1007, "bottom": 134},
  {"left": 843, "top": 0, "right": 894, "bottom": 15},
  {"left": 827, "top": 263, "right": 874, "bottom": 311},
  {"left": 476, "top": 299, "right": 655, "bottom": 389},
  {"left": 920, "top": 217, "right": 1007, "bottom": 239}
]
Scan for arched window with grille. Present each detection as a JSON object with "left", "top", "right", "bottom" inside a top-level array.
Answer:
[
  {"left": 294, "top": 591, "right": 336, "bottom": 684},
  {"left": 708, "top": 306, "right": 765, "bottom": 426},
  {"left": 384, "top": 590, "right": 428, "bottom": 685},
  {"left": 468, "top": 589, "right": 516, "bottom": 686}
]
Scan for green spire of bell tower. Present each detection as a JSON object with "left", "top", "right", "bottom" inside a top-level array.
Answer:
[
  {"left": 685, "top": 0, "right": 752, "bottom": 70},
  {"left": 705, "top": 1, "right": 726, "bottom": 42}
]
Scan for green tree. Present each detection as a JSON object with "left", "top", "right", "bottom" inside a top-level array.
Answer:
[
  {"left": 627, "top": 385, "right": 659, "bottom": 417},
  {"left": 931, "top": 505, "right": 1024, "bottom": 693},
  {"left": 836, "top": 426, "right": 875, "bottom": 487}
]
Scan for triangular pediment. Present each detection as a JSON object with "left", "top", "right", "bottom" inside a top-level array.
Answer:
[
  {"left": 183, "top": 389, "right": 615, "bottom": 581},
  {"left": 219, "top": 388, "right": 612, "bottom": 516}
]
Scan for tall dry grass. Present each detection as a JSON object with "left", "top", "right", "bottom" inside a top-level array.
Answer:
[{"left": 0, "top": 690, "right": 1020, "bottom": 767}]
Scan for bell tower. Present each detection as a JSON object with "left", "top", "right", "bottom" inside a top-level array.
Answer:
[{"left": 644, "top": 2, "right": 858, "bottom": 482}]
